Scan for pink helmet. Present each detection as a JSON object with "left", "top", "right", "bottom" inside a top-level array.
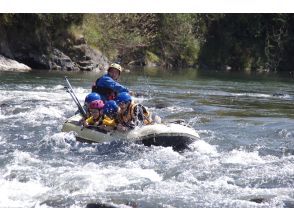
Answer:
[{"left": 89, "top": 100, "right": 105, "bottom": 110}]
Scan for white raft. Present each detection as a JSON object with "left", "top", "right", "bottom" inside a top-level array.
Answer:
[{"left": 62, "top": 114, "right": 200, "bottom": 151}]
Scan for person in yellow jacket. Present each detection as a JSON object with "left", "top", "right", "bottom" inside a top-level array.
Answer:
[
  {"left": 100, "top": 100, "right": 119, "bottom": 131},
  {"left": 115, "top": 92, "right": 161, "bottom": 132},
  {"left": 84, "top": 99, "right": 120, "bottom": 132},
  {"left": 83, "top": 100, "right": 105, "bottom": 127}
]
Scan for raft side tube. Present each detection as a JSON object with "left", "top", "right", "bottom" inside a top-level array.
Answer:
[{"left": 62, "top": 114, "right": 200, "bottom": 151}]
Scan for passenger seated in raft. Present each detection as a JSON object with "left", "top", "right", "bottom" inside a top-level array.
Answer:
[
  {"left": 115, "top": 92, "right": 161, "bottom": 132},
  {"left": 84, "top": 100, "right": 120, "bottom": 132},
  {"left": 83, "top": 100, "right": 105, "bottom": 127},
  {"left": 98, "top": 100, "right": 120, "bottom": 131},
  {"left": 82, "top": 92, "right": 102, "bottom": 118}
]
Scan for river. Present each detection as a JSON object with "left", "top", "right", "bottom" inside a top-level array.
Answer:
[{"left": 0, "top": 68, "right": 293, "bottom": 208}]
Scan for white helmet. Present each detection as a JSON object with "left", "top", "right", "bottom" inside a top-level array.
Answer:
[{"left": 108, "top": 63, "right": 122, "bottom": 73}]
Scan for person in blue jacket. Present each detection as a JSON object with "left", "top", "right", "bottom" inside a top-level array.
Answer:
[{"left": 92, "top": 63, "right": 129, "bottom": 102}]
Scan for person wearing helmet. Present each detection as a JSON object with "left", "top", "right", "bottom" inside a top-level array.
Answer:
[
  {"left": 84, "top": 100, "right": 105, "bottom": 127},
  {"left": 83, "top": 92, "right": 101, "bottom": 118},
  {"left": 103, "top": 100, "right": 119, "bottom": 120},
  {"left": 85, "top": 92, "right": 102, "bottom": 104},
  {"left": 115, "top": 92, "right": 155, "bottom": 131},
  {"left": 92, "top": 63, "right": 129, "bottom": 102},
  {"left": 99, "top": 100, "right": 120, "bottom": 130}
]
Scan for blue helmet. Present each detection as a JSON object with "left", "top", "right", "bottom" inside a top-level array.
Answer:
[
  {"left": 85, "top": 92, "right": 101, "bottom": 104},
  {"left": 103, "top": 100, "right": 119, "bottom": 117},
  {"left": 116, "top": 92, "right": 132, "bottom": 104}
]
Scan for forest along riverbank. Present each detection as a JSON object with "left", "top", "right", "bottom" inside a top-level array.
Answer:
[
  {"left": 0, "top": 69, "right": 293, "bottom": 207},
  {"left": 2, "top": 14, "right": 294, "bottom": 74}
]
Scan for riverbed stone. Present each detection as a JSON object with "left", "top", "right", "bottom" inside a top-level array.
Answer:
[
  {"left": 68, "top": 44, "right": 108, "bottom": 72},
  {"left": 49, "top": 48, "right": 79, "bottom": 71},
  {"left": 0, "top": 23, "right": 108, "bottom": 72},
  {"left": 0, "top": 55, "right": 31, "bottom": 72}
]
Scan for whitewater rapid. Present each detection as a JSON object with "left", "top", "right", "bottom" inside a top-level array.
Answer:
[{"left": 0, "top": 71, "right": 293, "bottom": 207}]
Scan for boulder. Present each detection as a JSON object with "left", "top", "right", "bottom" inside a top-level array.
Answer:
[
  {"left": 0, "top": 23, "right": 108, "bottom": 72},
  {"left": 49, "top": 48, "right": 79, "bottom": 71},
  {"left": 69, "top": 44, "right": 109, "bottom": 72},
  {"left": 0, "top": 55, "right": 31, "bottom": 72}
]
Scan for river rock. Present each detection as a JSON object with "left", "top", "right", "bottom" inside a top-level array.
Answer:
[
  {"left": 49, "top": 48, "right": 79, "bottom": 71},
  {"left": 0, "top": 21, "right": 108, "bottom": 72},
  {"left": 68, "top": 44, "right": 109, "bottom": 72},
  {"left": 0, "top": 55, "right": 31, "bottom": 72}
]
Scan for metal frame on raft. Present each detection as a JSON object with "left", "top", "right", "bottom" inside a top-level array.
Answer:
[{"left": 64, "top": 76, "right": 87, "bottom": 118}]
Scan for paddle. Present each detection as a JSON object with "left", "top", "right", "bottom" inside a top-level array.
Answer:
[{"left": 64, "top": 76, "right": 87, "bottom": 118}]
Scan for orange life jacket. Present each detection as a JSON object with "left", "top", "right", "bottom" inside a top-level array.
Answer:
[{"left": 118, "top": 101, "right": 152, "bottom": 128}]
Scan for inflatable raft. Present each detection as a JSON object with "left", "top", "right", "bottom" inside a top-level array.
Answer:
[{"left": 62, "top": 114, "right": 200, "bottom": 151}]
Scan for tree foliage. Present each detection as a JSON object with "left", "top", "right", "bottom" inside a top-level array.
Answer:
[
  {"left": 2, "top": 13, "right": 294, "bottom": 72},
  {"left": 199, "top": 14, "right": 294, "bottom": 72}
]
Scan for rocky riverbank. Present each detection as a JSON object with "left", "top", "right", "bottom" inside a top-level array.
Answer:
[
  {"left": 0, "top": 35, "right": 109, "bottom": 73},
  {"left": 0, "top": 14, "right": 109, "bottom": 73},
  {"left": 0, "top": 55, "right": 31, "bottom": 72}
]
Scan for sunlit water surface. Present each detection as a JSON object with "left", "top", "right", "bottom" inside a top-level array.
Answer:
[{"left": 0, "top": 69, "right": 293, "bottom": 208}]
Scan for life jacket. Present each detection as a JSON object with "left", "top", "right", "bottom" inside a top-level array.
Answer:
[
  {"left": 102, "top": 115, "right": 117, "bottom": 127},
  {"left": 91, "top": 77, "right": 117, "bottom": 101},
  {"left": 86, "top": 115, "right": 103, "bottom": 126},
  {"left": 118, "top": 101, "right": 152, "bottom": 128}
]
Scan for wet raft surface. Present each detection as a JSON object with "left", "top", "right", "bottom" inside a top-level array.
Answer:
[{"left": 63, "top": 114, "right": 199, "bottom": 152}]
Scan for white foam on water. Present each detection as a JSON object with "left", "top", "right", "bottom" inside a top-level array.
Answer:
[
  {"left": 0, "top": 150, "right": 50, "bottom": 207},
  {"left": 0, "top": 85, "right": 86, "bottom": 104},
  {"left": 0, "top": 93, "right": 9, "bottom": 103},
  {"left": 221, "top": 150, "right": 265, "bottom": 165},
  {"left": 0, "top": 85, "right": 86, "bottom": 125},
  {"left": 40, "top": 132, "right": 77, "bottom": 153},
  {"left": 165, "top": 106, "right": 194, "bottom": 113},
  {"left": 233, "top": 155, "right": 294, "bottom": 189},
  {"left": 37, "top": 105, "right": 64, "bottom": 118},
  {"left": 278, "top": 129, "right": 293, "bottom": 138},
  {"left": 52, "top": 85, "right": 65, "bottom": 90},
  {"left": 73, "top": 87, "right": 90, "bottom": 101},
  {"left": 0, "top": 178, "right": 49, "bottom": 208},
  {"left": 49, "top": 162, "right": 162, "bottom": 196},
  {"left": 233, "top": 92, "right": 272, "bottom": 98},
  {"left": 212, "top": 155, "right": 294, "bottom": 207},
  {"left": 131, "top": 146, "right": 185, "bottom": 170},
  {"left": 34, "top": 86, "right": 46, "bottom": 90},
  {"left": 133, "top": 96, "right": 146, "bottom": 103},
  {"left": 188, "top": 175, "right": 290, "bottom": 207},
  {"left": 11, "top": 150, "right": 42, "bottom": 165},
  {"left": 78, "top": 146, "right": 97, "bottom": 153},
  {"left": 282, "top": 94, "right": 292, "bottom": 99},
  {"left": 1, "top": 75, "right": 294, "bottom": 208},
  {"left": 199, "top": 90, "right": 272, "bottom": 100},
  {"left": 0, "top": 106, "right": 65, "bottom": 128},
  {"left": 1, "top": 90, "right": 53, "bottom": 102},
  {"left": 189, "top": 140, "right": 218, "bottom": 156},
  {"left": 187, "top": 116, "right": 203, "bottom": 125}
]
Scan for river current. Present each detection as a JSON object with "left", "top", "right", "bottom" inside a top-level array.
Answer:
[{"left": 0, "top": 69, "right": 293, "bottom": 208}]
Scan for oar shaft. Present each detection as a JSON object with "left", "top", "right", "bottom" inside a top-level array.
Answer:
[{"left": 64, "top": 76, "right": 87, "bottom": 118}]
